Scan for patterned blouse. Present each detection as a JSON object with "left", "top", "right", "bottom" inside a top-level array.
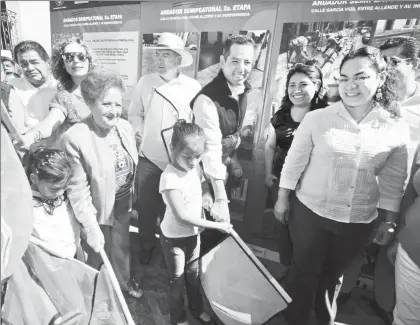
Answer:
[
  {"left": 45, "top": 89, "right": 91, "bottom": 148},
  {"left": 109, "top": 128, "right": 135, "bottom": 200}
]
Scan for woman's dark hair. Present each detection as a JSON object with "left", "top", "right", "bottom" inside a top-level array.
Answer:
[
  {"left": 50, "top": 37, "right": 94, "bottom": 91},
  {"left": 340, "top": 46, "right": 398, "bottom": 112},
  {"left": 280, "top": 61, "right": 328, "bottom": 112},
  {"left": 25, "top": 147, "right": 73, "bottom": 187},
  {"left": 13, "top": 40, "right": 49, "bottom": 63},
  {"left": 171, "top": 119, "right": 205, "bottom": 151}
]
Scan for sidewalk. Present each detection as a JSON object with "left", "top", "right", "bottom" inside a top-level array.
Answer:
[{"left": 125, "top": 228, "right": 388, "bottom": 325}]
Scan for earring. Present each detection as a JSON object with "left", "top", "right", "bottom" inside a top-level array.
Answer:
[{"left": 375, "top": 88, "right": 383, "bottom": 101}]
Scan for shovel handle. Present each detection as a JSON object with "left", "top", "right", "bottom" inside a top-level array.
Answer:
[{"left": 99, "top": 248, "right": 135, "bottom": 325}]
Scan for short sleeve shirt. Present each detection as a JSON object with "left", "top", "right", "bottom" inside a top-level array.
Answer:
[{"left": 159, "top": 164, "right": 205, "bottom": 238}]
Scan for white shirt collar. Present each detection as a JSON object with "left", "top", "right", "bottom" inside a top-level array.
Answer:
[{"left": 227, "top": 83, "right": 245, "bottom": 99}]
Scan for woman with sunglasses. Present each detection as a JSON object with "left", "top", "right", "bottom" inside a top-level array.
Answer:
[
  {"left": 274, "top": 46, "right": 410, "bottom": 325},
  {"left": 265, "top": 62, "right": 328, "bottom": 270},
  {"left": 20, "top": 38, "right": 93, "bottom": 149}
]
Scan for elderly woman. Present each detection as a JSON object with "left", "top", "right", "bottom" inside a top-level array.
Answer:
[
  {"left": 274, "top": 46, "right": 410, "bottom": 325},
  {"left": 61, "top": 68, "right": 142, "bottom": 298},
  {"left": 21, "top": 38, "right": 93, "bottom": 149},
  {"left": 265, "top": 62, "right": 328, "bottom": 269}
]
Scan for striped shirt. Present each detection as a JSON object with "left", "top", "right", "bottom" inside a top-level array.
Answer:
[{"left": 280, "top": 101, "right": 410, "bottom": 224}]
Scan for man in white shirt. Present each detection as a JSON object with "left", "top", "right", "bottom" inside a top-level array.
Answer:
[
  {"left": 9, "top": 41, "right": 57, "bottom": 127},
  {"left": 191, "top": 35, "right": 257, "bottom": 253},
  {"left": 128, "top": 33, "right": 201, "bottom": 264}
]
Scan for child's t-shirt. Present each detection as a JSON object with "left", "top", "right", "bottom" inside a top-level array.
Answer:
[
  {"left": 159, "top": 164, "right": 205, "bottom": 238},
  {"left": 32, "top": 191, "right": 81, "bottom": 258}
]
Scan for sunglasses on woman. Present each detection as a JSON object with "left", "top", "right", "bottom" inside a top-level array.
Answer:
[{"left": 62, "top": 52, "right": 88, "bottom": 63}]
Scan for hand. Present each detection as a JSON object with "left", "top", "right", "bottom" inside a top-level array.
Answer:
[
  {"left": 265, "top": 173, "right": 278, "bottom": 188},
  {"left": 387, "top": 241, "right": 398, "bottom": 265},
  {"left": 371, "top": 222, "right": 395, "bottom": 246},
  {"left": 202, "top": 192, "right": 214, "bottom": 211},
  {"left": 19, "top": 133, "right": 34, "bottom": 149},
  {"left": 211, "top": 199, "right": 230, "bottom": 223},
  {"left": 229, "top": 157, "right": 243, "bottom": 179},
  {"left": 240, "top": 125, "right": 253, "bottom": 140},
  {"left": 216, "top": 222, "right": 233, "bottom": 234},
  {"left": 274, "top": 197, "right": 290, "bottom": 224},
  {"left": 84, "top": 222, "right": 105, "bottom": 253}
]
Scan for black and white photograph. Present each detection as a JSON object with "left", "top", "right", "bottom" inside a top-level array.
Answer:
[{"left": 1, "top": 1, "right": 420, "bottom": 325}]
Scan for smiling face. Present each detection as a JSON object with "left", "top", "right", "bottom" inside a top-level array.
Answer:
[
  {"left": 288, "top": 72, "right": 319, "bottom": 107},
  {"left": 339, "top": 57, "right": 385, "bottom": 108},
  {"left": 91, "top": 87, "right": 123, "bottom": 131},
  {"left": 17, "top": 50, "right": 50, "bottom": 87},
  {"left": 173, "top": 135, "right": 206, "bottom": 171},
  {"left": 382, "top": 46, "right": 417, "bottom": 92},
  {"left": 62, "top": 43, "right": 90, "bottom": 79},
  {"left": 155, "top": 49, "right": 181, "bottom": 75},
  {"left": 220, "top": 43, "right": 254, "bottom": 87}
]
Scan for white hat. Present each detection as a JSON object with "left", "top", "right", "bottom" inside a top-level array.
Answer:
[{"left": 149, "top": 33, "right": 193, "bottom": 68}]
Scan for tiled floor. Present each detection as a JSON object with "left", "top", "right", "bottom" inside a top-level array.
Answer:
[{"left": 125, "top": 232, "right": 389, "bottom": 325}]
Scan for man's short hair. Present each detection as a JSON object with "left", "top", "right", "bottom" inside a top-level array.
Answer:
[
  {"left": 1, "top": 56, "right": 15, "bottom": 66},
  {"left": 13, "top": 40, "right": 49, "bottom": 63},
  {"left": 379, "top": 36, "right": 420, "bottom": 60},
  {"left": 222, "top": 35, "right": 255, "bottom": 59}
]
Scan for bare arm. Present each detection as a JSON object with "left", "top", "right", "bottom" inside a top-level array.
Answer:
[
  {"left": 22, "top": 107, "right": 66, "bottom": 145},
  {"left": 162, "top": 189, "right": 226, "bottom": 230},
  {"left": 264, "top": 125, "right": 277, "bottom": 178}
]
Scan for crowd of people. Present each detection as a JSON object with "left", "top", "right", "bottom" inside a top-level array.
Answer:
[{"left": 1, "top": 32, "right": 419, "bottom": 325}]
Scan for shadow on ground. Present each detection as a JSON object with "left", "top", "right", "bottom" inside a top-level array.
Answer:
[{"left": 125, "top": 229, "right": 388, "bottom": 325}]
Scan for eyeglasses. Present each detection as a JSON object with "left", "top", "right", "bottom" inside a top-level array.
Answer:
[
  {"left": 338, "top": 75, "right": 372, "bottom": 84},
  {"left": 62, "top": 52, "right": 88, "bottom": 63},
  {"left": 384, "top": 56, "right": 411, "bottom": 67}
]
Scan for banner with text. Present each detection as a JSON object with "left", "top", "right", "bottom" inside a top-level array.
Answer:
[
  {"left": 270, "top": 0, "right": 420, "bottom": 110},
  {"left": 140, "top": 1, "right": 278, "bottom": 32},
  {"left": 50, "top": 3, "right": 141, "bottom": 108}
]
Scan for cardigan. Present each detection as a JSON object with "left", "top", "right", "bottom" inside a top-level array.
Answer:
[{"left": 61, "top": 115, "right": 138, "bottom": 226}]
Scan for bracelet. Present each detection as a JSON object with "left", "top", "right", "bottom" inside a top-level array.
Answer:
[
  {"left": 33, "top": 130, "right": 43, "bottom": 143},
  {"left": 215, "top": 198, "right": 230, "bottom": 203},
  {"left": 385, "top": 221, "right": 398, "bottom": 233}
]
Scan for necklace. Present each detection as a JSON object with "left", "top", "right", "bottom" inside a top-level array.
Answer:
[{"left": 33, "top": 194, "right": 65, "bottom": 215}]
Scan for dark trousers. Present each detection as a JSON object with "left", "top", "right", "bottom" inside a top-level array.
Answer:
[
  {"left": 135, "top": 156, "right": 165, "bottom": 251},
  {"left": 161, "top": 233, "right": 203, "bottom": 324},
  {"left": 82, "top": 193, "right": 132, "bottom": 291},
  {"left": 283, "top": 196, "right": 374, "bottom": 325}
]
